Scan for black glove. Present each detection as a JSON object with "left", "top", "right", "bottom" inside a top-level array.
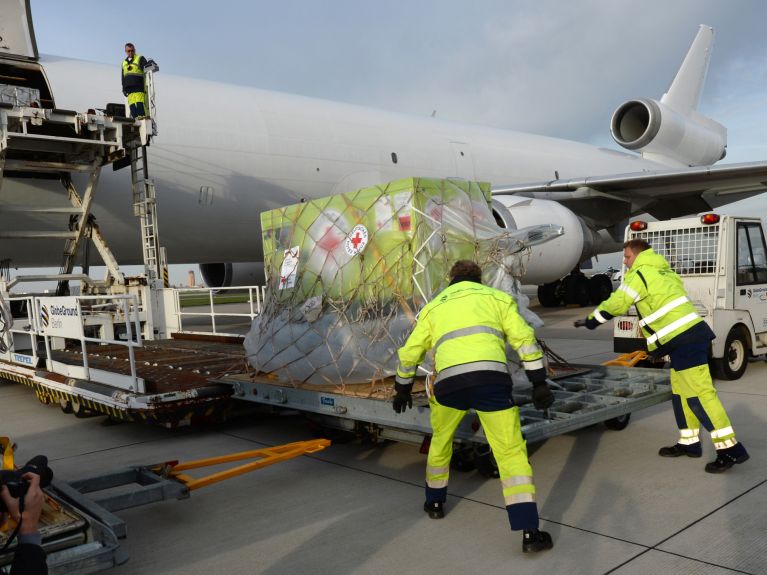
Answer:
[
  {"left": 392, "top": 382, "right": 413, "bottom": 413},
  {"left": 532, "top": 381, "right": 554, "bottom": 410},
  {"left": 574, "top": 316, "right": 600, "bottom": 330}
]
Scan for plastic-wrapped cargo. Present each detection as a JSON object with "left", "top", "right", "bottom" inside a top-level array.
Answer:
[
  {"left": 0, "top": 84, "right": 41, "bottom": 107},
  {"left": 244, "top": 178, "right": 561, "bottom": 387}
]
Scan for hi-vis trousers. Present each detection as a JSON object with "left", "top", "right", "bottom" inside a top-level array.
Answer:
[
  {"left": 425, "top": 396, "right": 539, "bottom": 530},
  {"left": 669, "top": 341, "right": 738, "bottom": 450}
]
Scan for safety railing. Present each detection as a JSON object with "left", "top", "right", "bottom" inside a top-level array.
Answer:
[
  {"left": 0, "top": 295, "right": 38, "bottom": 368},
  {"left": 35, "top": 294, "right": 145, "bottom": 393},
  {"left": 172, "top": 285, "right": 266, "bottom": 337}
]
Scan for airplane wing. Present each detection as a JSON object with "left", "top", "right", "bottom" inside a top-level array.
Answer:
[{"left": 492, "top": 160, "right": 767, "bottom": 225}]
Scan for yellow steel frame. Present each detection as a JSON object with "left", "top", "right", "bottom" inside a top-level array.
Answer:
[
  {"left": 151, "top": 439, "right": 331, "bottom": 491},
  {"left": 602, "top": 351, "right": 650, "bottom": 367},
  {"left": 0, "top": 437, "right": 14, "bottom": 471}
]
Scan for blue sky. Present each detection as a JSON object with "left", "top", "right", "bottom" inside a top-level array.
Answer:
[{"left": 20, "top": 0, "right": 767, "bottom": 280}]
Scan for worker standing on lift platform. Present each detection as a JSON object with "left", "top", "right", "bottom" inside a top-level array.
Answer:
[
  {"left": 122, "top": 42, "right": 148, "bottom": 119},
  {"left": 393, "top": 260, "right": 555, "bottom": 554}
]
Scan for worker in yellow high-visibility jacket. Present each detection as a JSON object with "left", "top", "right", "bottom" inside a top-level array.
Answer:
[
  {"left": 577, "top": 238, "right": 749, "bottom": 473},
  {"left": 394, "top": 260, "right": 554, "bottom": 553},
  {"left": 122, "top": 42, "right": 148, "bottom": 118}
]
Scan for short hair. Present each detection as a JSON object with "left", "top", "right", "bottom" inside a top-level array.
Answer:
[
  {"left": 624, "top": 238, "right": 651, "bottom": 253},
  {"left": 449, "top": 260, "right": 482, "bottom": 281},
  {"left": 125, "top": 42, "right": 135, "bottom": 49}
]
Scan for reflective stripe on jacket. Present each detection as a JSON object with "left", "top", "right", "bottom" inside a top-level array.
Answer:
[
  {"left": 592, "top": 248, "right": 701, "bottom": 351},
  {"left": 396, "top": 281, "right": 542, "bottom": 385}
]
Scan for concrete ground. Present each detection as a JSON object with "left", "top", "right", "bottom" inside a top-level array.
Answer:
[{"left": 2, "top": 304, "right": 766, "bottom": 574}]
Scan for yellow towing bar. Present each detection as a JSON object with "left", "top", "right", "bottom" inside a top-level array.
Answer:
[{"left": 150, "top": 438, "right": 332, "bottom": 491}]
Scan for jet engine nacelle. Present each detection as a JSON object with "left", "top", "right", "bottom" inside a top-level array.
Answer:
[
  {"left": 198, "top": 262, "right": 265, "bottom": 288},
  {"left": 491, "top": 197, "right": 604, "bottom": 285},
  {"left": 610, "top": 98, "right": 726, "bottom": 167}
]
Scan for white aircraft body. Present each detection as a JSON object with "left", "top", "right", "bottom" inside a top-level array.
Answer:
[{"left": 2, "top": 2, "right": 767, "bottom": 300}]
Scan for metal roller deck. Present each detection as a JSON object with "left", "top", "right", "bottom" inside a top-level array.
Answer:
[{"left": 219, "top": 364, "right": 671, "bottom": 446}]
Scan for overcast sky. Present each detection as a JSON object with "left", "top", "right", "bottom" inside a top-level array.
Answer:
[
  {"left": 31, "top": 0, "right": 767, "bottom": 162},
  {"left": 22, "top": 1, "right": 767, "bottom": 278}
]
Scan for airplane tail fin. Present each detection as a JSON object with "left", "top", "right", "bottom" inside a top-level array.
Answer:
[
  {"left": 661, "top": 25, "right": 714, "bottom": 112},
  {"left": 610, "top": 24, "right": 725, "bottom": 166}
]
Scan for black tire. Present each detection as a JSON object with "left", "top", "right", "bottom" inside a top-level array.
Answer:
[
  {"left": 604, "top": 413, "right": 631, "bottom": 430},
  {"left": 71, "top": 399, "right": 97, "bottom": 419},
  {"left": 474, "top": 446, "right": 500, "bottom": 478},
  {"left": 59, "top": 398, "right": 73, "bottom": 414},
  {"left": 564, "top": 274, "right": 590, "bottom": 307},
  {"left": 537, "top": 281, "right": 562, "bottom": 307},
  {"left": 451, "top": 445, "right": 477, "bottom": 472},
  {"left": 589, "top": 274, "right": 613, "bottom": 305},
  {"left": 710, "top": 327, "right": 749, "bottom": 381}
]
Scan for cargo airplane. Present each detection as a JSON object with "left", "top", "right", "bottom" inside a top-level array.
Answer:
[{"left": 2, "top": 1, "right": 767, "bottom": 306}]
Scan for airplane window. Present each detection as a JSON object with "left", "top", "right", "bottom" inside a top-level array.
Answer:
[{"left": 391, "top": 153, "right": 398, "bottom": 164}]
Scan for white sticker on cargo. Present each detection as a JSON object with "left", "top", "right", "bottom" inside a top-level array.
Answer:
[
  {"left": 344, "top": 224, "right": 369, "bottom": 256},
  {"left": 279, "top": 246, "right": 300, "bottom": 290}
]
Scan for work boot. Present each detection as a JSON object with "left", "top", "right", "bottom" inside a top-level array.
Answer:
[
  {"left": 522, "top": 529, "right": 553, "bottom": 553},
  {"left": 705, "top": 443, "right": 750, "bottom": 474},
  {"left": 658, "top": 442, "right": 702, "bottom": 458},
  {"left": 423, "top": 501, "right": 444, "bottom": 519}
]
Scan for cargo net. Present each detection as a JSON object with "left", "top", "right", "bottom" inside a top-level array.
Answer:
[
  {"left": 244, "top": 178, "right": 561, "bottom": 388},
  {"left": 632, "top": 225, "right": 719, "bottom": 275}
]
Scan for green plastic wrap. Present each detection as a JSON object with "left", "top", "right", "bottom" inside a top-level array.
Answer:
[{"left": 246, "top": 178, "right": 562, "bottom": 386}]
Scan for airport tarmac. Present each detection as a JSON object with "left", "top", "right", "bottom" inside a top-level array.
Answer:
[{"left": 2, "top": 303, "right": 766, "bottom": 574}]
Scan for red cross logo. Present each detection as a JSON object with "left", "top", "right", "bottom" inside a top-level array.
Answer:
[{"left": 344, "top": 224, "right": 368, "bottom": 256}]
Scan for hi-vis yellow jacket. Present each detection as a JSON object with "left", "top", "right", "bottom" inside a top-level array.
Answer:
[
  {"left": 122, "top": 54, "right": 146, "bottom": 93},
  {"left": 592, "top": 248, "right": 702, "bottom": 351},
  {"left": 396, "top": 281, "right": 543, "bottom": 385}
]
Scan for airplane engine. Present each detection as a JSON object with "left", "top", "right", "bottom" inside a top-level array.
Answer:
[
  {"left": 610, "top": 98, "right": 726, "bottom": 167},
  {"left": 198, "top": 262, "right": 265, "bottom": 288},
  {"left": 491, "top": 197, "right": 602, "bottom": 285}
]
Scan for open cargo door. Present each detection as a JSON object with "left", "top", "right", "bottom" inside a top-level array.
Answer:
[{"left": 0, "top": 0, "right": 38, "bottom": 61}]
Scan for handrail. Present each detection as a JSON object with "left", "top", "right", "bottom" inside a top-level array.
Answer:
[{"left": 173, "top": 285, "right": 266, "bottom": 337}]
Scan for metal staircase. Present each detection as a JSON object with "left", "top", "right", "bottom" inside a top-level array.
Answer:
[{"left": 129, "top": 142, "right": 163, "bottom": 283}]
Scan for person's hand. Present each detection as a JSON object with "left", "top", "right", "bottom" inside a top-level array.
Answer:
[
  {"left": 392, "top": 383, "right": 413, "bottom": 413},
  {"left": 532, "top": 381, "right": 555, "bottom": 410},
  {"left": 574, "top": 316, "right": 600, "bottom": 330},
  {"left": 18, "top": 473, "right": 44, "bottom": 535}
]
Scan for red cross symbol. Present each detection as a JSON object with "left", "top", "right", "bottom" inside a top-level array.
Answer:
[{"left": 350, "top": 231, "right": 364, "bottom": 249}]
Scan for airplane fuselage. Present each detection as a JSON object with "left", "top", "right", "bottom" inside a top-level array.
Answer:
[{"left": 0, "top": 56, "right": 661, "bottom": 272}]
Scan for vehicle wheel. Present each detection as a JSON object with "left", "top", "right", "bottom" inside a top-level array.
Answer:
[
  {"left": 451, "top": 445, "right": 477, "bottom": 472},
  {"left": 710, "top": 327, "right": 749, "bottom": 381},
  {"left": 474, "top": 446, "right": 500, "bottom": 478},
  {"left": 537, "top": 280, "right": 563, "bottom": 307},
  {"left": 564, "top": 274, "right": 590, "bottom": 307},
  {"left": 589, "top": 274, "right": 613, "bottom": 305},
  {"left": 59, "top": 397, "right": 73, "bottom": 414},
  {"left": 71, "top": 399, "right": 97, "bottom": 418},
  {"left": 604, "top": 413, "right": 631, "bottom": 430}
]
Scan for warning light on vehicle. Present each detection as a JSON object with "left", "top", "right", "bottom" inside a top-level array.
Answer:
[
  {"left": 700, "top": 213, "right": 721, "bottom": 225},
  {"left": 629, "top": 220, "right": 647, "bottom": 231}
]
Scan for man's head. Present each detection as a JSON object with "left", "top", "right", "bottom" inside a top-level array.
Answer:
[
  {"left": 623, "top": 238, "right": 650, "bottom": 269},
  {"left": 125, "top": 43, "right": 136, "bottom": 57},
  {"left": 449, "top": 260, "right": 482, "bottom": 283}
]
